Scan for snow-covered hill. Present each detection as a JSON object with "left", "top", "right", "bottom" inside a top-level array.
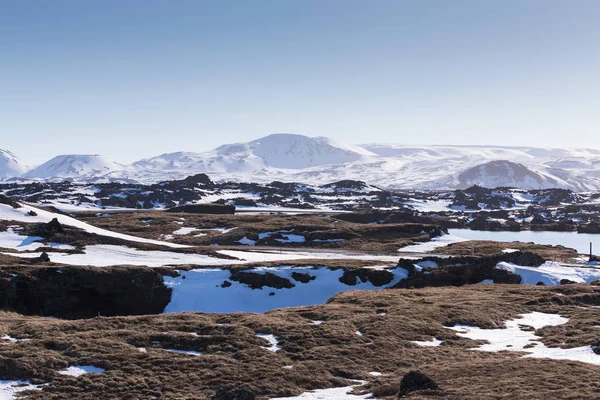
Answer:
[
  {"left": 0, "top": 149, "right": 30, "bottom": 178},
  {"left": 7, "top": 135, "right": 600, "bottom": 191},
  {"left": 133, "top": 133, "right": 376, "bottom": 174},
  {"left": 24, "top": 154, "right": 129, "bottom": 181}
]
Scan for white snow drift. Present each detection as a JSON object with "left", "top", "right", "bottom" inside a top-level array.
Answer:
[{"left": 448, "top": 312, "right": 600, "bottom": 365}]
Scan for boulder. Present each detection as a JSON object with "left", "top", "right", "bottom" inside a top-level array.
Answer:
[
  {"left": 39, "top": 218, "right": 64, "bottom": 234},
  {"left": 229, "top": 271, "right": 294, "bottom": 290},
  {"left": 398, "top": 370, "right": 438, "bottom": 397}
]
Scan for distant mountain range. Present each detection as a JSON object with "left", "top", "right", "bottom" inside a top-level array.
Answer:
[{"left": 4, "top": 133, "right": 600, "bottom": 191}]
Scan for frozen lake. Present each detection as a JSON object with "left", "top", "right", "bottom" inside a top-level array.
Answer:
[{"left": 449, "top": 229, "right": 599, "bottom": 255}]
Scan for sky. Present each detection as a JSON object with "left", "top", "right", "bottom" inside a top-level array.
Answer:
[{"left": 2, "top": 0, "right": 600, "bottom": 164}]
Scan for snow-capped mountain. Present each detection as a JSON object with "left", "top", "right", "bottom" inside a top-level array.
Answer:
[
  {"left": 7, "top": 134, "right": 600, "bottom": 191},
  {"left": 134, "top": 134, "right": 376, "bottom": 174},
  {"left": 23, "top": 155, "right": 129, "bottom": 180},
  {"left": 455, "top": 160, "right": 563, "bottom": 190},
  {"left": 0, "top": 149, "right": 30, "bottom": 178}
]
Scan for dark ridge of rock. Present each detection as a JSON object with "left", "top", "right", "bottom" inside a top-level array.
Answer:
[
  {"left": 291, "top": 272, "right": 316, "bottom": 283},
  {"left": 0, "top": 266, "right": 171, "bottom": 319},
  {"left": 578, "top": 222, "right": 600, "bottom": 234},
  {"left": 0, "top": 194, "right": 20, "bottom": 209},
  {"left": 229, "top": 271, "right": 295, "bottom": 290},
  {"left": 38, "top": 217, "right": 64, "bottom": 234},
  {"left": 339, "top": 269, "right": 394, "bottom": 287},
  {"left": 321, "top": 180, "right": 370, "bottom": 191},
  {"left": 166, "top": 204, "right": 235, "bottom": 214},
  {"left": 394, "top": 252, "right": 543, "bottom": 289},
  {"left": 220, "top": 280, "right": 232, "bottom": 288},
  {"left": 212, "top": 388, "right": 256, "bottom": 400},
  {"left": 398, "top": 370, "right": 438, "bottom": 397},
  {"left": 305, "top": 229, "right": 360, "bottom": 241},
  {"left": 27, "top": 210, "right": 38, "bottom": 216},
  {"left": 37, "top": 252, "right": 50, "bottom": 263},
  {"left": 181, "top": 173, "right": 213, "bottom": 187},
  {"left": 560, "top": 279, "right": 577, "bottom": 285},
  {"left": 229, "top": 198, "right": 257, "bottom": 207}
]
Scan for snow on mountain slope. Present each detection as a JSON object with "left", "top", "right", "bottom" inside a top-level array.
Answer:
[
  {"left": 24, "top": 155, "right": 129, "bottom": 180},
  {"left": 241, "top": 133, "right": 376, "bottom": 169},
  {"left": 133, "top": 134, "right": 376, "bottom": 176},
  {"left": 0, "top": 149, "right": 30, "bottom": 178},
  {"left": 7, "top": 136, "right": 600, "bottom": 191},
  {"left": 455, "top": 160, "right": 564, "bottom": 190}
]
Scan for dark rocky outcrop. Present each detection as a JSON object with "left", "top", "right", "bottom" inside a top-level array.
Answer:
[
  {"left": 166, "top": 204, "right": 235, "bottom": 214},
  {"left": 578, "top": 222, "right": 600, "bottom": 234},
  {"left": 394, "top": 252, "right": 543, "bottom": 289},
  {"left": 291, "top": 272, "right": 316, "bottom": 283},
  {"left": 212, "top": 388, "right": 256, "bottom": 400},
  {"left": 229, "top": 271, "right": 294, "bottom": 290},
  {"left": 398, "top": 370, "right": 438, "bottom": 397},
  {"left": 38, "top": 217, "right": 64, "bottom": 234},
  {"left": 560, "top": 279, "right": 577, "bottom": 285},
  {"left": 0, "top": 194, "right": 20, "bottom": 208},
  {"left": 339, "top": 269, "right": 394, "bottom": 287},
  {"left": 0, "top": 266, "right": 172, "bottom": 319}
]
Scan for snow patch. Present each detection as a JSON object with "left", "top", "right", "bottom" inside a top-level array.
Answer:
[
  {"left": 57, "top": 365, "right": 105, "bottom": 377},
  {"left": 448, "top": 312, "right": 600, "bottom": 365}
]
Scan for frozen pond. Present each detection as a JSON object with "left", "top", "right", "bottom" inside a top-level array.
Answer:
[{"left": 449, "top": 229, "right": 600, "bottom": 255}]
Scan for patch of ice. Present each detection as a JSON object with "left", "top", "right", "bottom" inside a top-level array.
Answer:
[
  {"left": 163, "top": 266, "right": 408, "bottom": 313},
  {"left": 256, "top": 333, "right": 281, "bottom": 352},
  {"left": 355, "top": 330, "right": 363, "bottom": 336},
  {"left": 448, "top": 312, "right": 600, "bottom": 365},
  {"left": 311, "top": 320, "right": 324, "bottom": 325},
  {"left": 238, "top": 236, "right": 256, "bottom": 246},
  {"left": 164, "top": 349, "right": 202, "bottom": 356},
  {"left": 497, "top": 261, "right": 600, "bottom": 285},
  {"left": 276, "top": 234, "right": 306, "bottom": 243},
  {"left": 1, "top": 334, "right": 30, "bottom": 343},
  {"left": 283, "top": 365, "right": 294, "bottom": 370},
  {"left": 0, "top": 203, "right": 187, "bottom": 248},
  {"left": 399, "top": 232, "right": 468, "bottom": 253},
  {"left": 368, "top": 371, "right": 383, "bottom": 376},
  {"left": 411, "top": 338, "right": 443, "bottom": 347},
  {"left": 57, "top": 365, "right": 105, "bottom": 377},
  {"left": 271, "top": 383, "right": 370, "bottom": 399},
  {"left": 502, "top": 248, "right": 519, "bottom": 253},
  {"left": 416, "top": 260, "right": 438, "bottom": 268},
  {"left": 173, "top": 227, "right": 198, "bottom": 235},
  {"left": 0, "top": 380, "right": 41, "bottom": 399}
]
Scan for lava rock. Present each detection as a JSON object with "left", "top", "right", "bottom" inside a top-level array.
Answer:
[
  {"left": 560, "top": 279, "right": 577, "bottom": 285},
  {"left": 38, "top": 217, "right": 64, "bottom": 234},
  {"left": 38, "top": 252, "right": 50, "bottom": 263},
  {"left": 229, "top": 271, "right": 294, "bottom": 290},
  {"left": 398, "top": 370, "right": 438, "bottom": 397},
  {"left": 212, "top": 388, "right": 256, "bottom": 400},
  {"left": 291, "top": 272, "right": 316, "bottom": 283},
  {"left": 339, "top": 269, "right": 394, "bottom": 287}
]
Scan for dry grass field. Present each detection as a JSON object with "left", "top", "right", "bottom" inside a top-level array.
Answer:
[{"left": 2, "top": 285, "right": 600, "bottom": 399}]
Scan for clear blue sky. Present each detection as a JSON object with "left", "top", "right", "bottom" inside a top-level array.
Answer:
[{"left": 2, "top": 0, "right": 599, "bottom": 164}]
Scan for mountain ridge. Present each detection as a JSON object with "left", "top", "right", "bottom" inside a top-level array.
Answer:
[{"left": 5, "top": 134, "right": 600, "bottom": 191}]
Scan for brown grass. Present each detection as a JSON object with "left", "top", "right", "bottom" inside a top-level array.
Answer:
[
  {"left": 1, "top": 285, "right": 600, "bottom": 399},
  {"left": 434, "top": 240, "right": 578, "bottom": 261}
]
